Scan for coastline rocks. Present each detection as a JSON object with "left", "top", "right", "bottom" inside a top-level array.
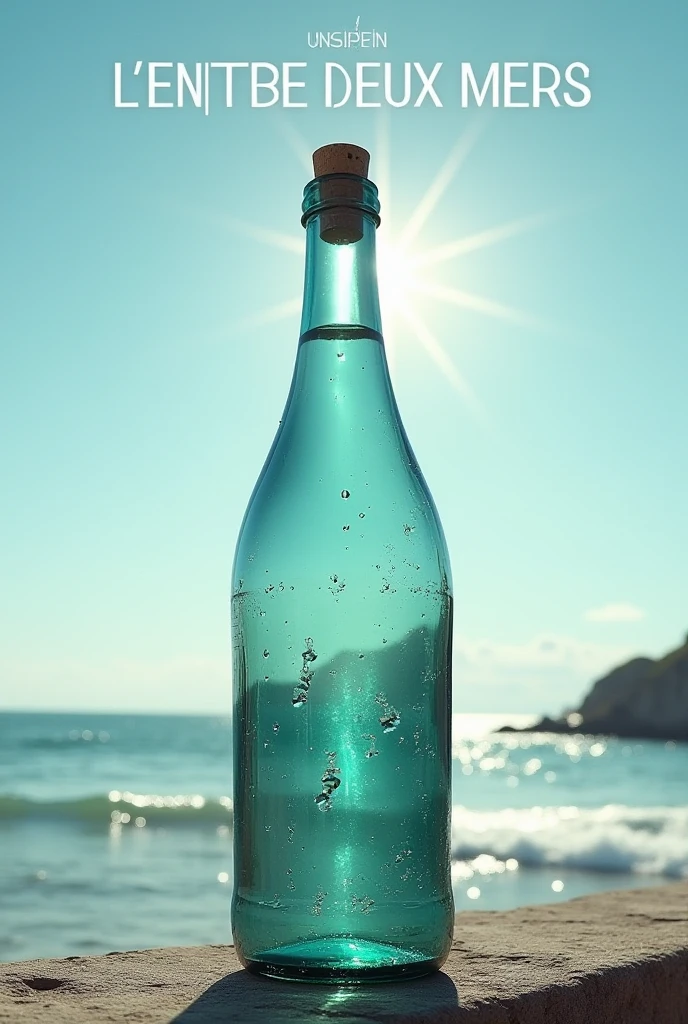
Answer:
[{"left": 500, "top": 641, "right": 688, "bottom": 741}]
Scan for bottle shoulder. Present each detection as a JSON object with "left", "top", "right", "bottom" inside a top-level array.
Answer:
[
  {"left": 232, "top": 337, "right": 452, "bottom": 590},
  {"left": 233, "top": 468, "right": 451, "bottom": 594}
]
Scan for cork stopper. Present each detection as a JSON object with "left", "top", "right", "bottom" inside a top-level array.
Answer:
[
  {"left": 312, "top": 143, "right": 370, "bottom": 245},
  {"left": 312, "top": 144, "right": 370, "bottom": 180}
]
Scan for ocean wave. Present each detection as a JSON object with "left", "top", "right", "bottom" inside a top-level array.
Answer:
[
  {"left": 0, "top": 792, "right": 233, "bottom": 826},
  {"left": 451, "top": 804, "right": 688, "bottom": 879},
  {"left": 2, "top": 793, "right": 686, "bottom": 879},
  {"left": 21, "top": 730, "right": 113, "bottom": 748}
]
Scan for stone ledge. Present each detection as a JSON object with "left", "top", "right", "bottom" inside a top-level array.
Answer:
[{"left": 1, "top": 882, "right": 687, "bottom": 1023}]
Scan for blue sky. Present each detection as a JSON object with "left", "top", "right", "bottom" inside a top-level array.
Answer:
[{"left": 1, "top": 0, "right": 686, "bottom": 714}]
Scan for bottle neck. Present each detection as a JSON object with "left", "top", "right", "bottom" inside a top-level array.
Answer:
[
  {"left": 299, "top": 214, "right": 383, "bottom": 339},
  {"left": 299, "top": 174, "right": 383, "bottom": 340}
]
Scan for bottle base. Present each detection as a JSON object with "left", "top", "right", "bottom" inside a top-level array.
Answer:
[{"left": 241, "top": 936, "right": 445, "bottom": 984}]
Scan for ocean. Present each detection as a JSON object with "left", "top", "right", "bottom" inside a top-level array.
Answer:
[{"left": 0, "top": 711, "right": 686, "bottom": 964}]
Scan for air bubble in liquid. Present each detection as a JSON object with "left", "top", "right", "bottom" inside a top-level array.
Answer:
[{"left": 341, "top": 489, "right": 350, "bottom": 499}]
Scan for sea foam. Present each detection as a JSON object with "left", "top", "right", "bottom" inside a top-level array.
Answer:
[
  {"left": 451, "top": 804, "right": 688, "bottom": 878},
  {"left": 3, "top": 790, "right": 686, "bottom": 879}
]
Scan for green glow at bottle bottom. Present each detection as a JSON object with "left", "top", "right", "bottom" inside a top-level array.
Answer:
[{"left": 242, "top": 936, "right": 444, "bottom": 983}]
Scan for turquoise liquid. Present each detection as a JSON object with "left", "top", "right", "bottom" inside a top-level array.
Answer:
[{"left": 230, "top": 180, "right": 454, "bottom": 982}]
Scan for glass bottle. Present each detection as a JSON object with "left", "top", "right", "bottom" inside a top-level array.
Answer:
[{"left": 230, "top": 144, "right": 453, "bottom": 982}]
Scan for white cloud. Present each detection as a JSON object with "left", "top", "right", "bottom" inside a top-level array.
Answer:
[
  {"left": 583, "top": 603, "right": 646, "bottom": 623},
  {"left": 454, "top": 632, "right": 634, "bottom": 675},
  {"left": 452, "top": 632, "right": 638, "bottom": 715}
]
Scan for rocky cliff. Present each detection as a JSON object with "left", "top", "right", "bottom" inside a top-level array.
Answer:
[{"left": 501, "top": 640, "right": 688, "bottom": 741}]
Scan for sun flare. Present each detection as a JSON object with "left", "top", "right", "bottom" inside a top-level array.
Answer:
[
  {"left": 225, "top": 118, "right": 553, "bottom": 414},
  {"left": 377, "top": 237, "right": 417, "bottom": 318}
]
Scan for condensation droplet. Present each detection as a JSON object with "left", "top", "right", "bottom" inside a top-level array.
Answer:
[
  {"left": 362, "top": 733, "right": 380, "bottom": 758},
  {"left": 312, "top": 890, "right": 328, "bottom": 915},
  {"left": 321, "top": 771, "right": 341, "bottom": 794},
  {"left": 380, "top": 710, "right": 401, "bottom": 733},
  {"left": 359, "top": 512, "right": 365, "bottom": 518},
  {"left": 351, "top": 894, "right": 375, "bottom": 914}
]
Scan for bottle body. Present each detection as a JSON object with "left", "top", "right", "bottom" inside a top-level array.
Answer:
[{"left": 230, "top": 178, "right": 453, "bottom": 982}]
